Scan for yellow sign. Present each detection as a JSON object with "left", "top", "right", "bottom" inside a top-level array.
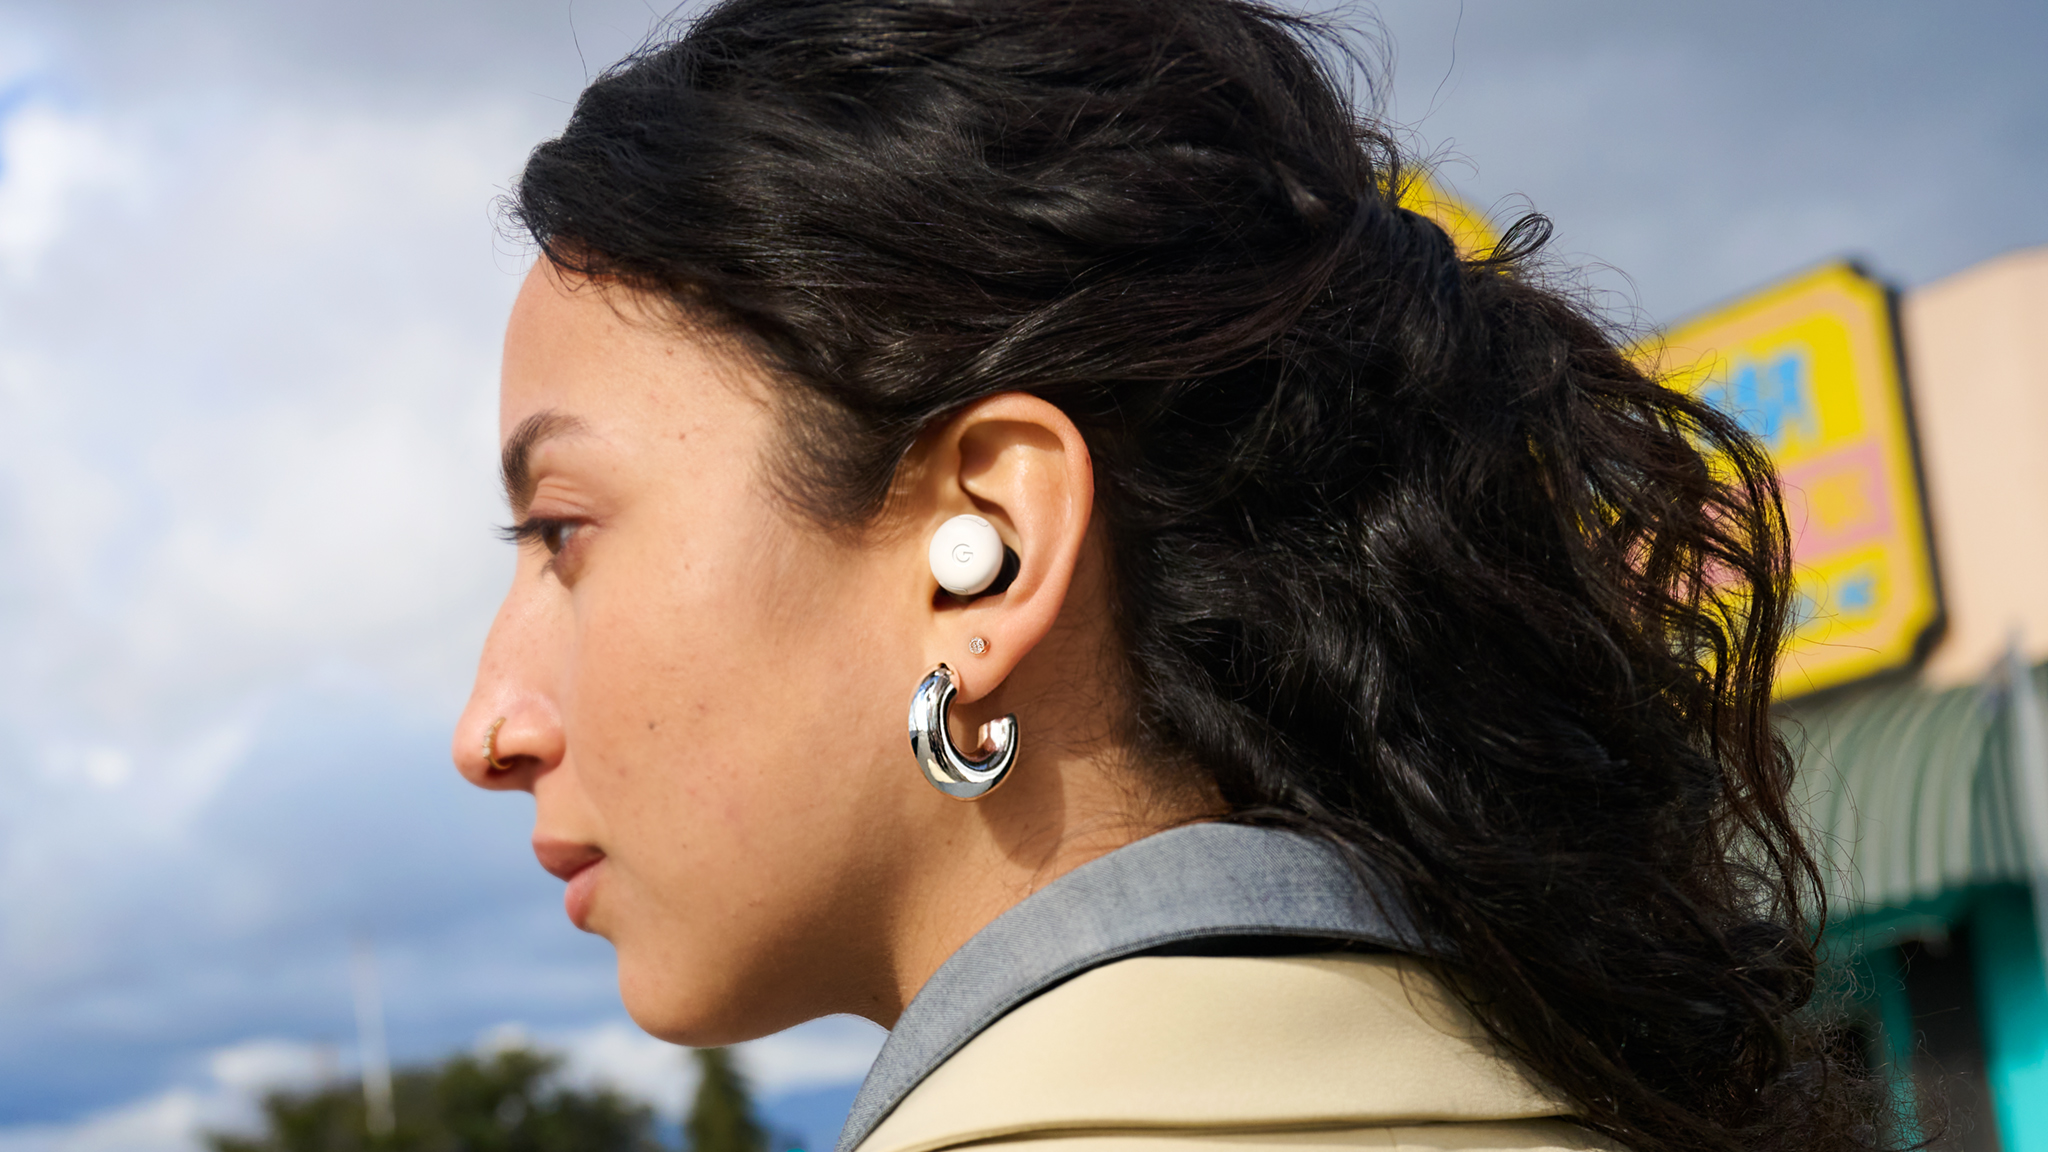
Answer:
[
  {"left": 1397, "top": 172, "right": 1500, "bottom": 260},
  {"left": 1650, "top": 262, "right": 1939, "bottom": 696}
]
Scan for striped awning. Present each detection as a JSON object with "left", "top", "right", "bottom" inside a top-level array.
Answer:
[{"left": 1778, "top": 663, "right": 2041, "bottom": 914}]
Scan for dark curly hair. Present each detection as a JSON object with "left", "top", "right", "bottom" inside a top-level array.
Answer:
[{"left": 509, "top": 2, "right": 1892, "bottom": 1149}]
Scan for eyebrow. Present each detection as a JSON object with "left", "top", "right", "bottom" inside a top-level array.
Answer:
[{"left": 500, "top": 410, "right": 588, "bottom": 516}]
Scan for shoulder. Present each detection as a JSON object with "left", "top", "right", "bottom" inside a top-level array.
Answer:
[
  {"left": 940, "top": 1122, "right": 1607, "bottom": 1152},
  {"left": 854, "top": 952, "right": 1613, "bottom": 1152}
]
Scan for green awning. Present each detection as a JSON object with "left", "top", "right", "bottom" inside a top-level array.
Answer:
[{"left": 1778, "top": 663, "right": 2040, "bottom": 915}]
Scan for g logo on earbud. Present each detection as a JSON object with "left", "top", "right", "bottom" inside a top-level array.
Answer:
[{"left": 929, "top": 514, "right": 1004, "bottom": 596}]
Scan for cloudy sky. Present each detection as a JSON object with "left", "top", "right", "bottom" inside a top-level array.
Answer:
[{"left": 0, "top": 1, "right": 2041, "bottom": 1149}]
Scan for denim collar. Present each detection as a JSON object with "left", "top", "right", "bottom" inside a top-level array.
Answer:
[{"left": 836, "top": 822, "right": 1420, "bottom": 1152}]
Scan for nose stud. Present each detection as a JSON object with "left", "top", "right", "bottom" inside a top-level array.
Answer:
[{"left": 484, "top": 717, "right": 511, "bottom": 771}]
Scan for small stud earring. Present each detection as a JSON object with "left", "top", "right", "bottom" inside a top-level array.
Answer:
[{"left": 968, "top": 637, "right": 988, "bottom": 655}]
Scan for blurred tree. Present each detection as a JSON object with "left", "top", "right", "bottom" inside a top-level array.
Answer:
[
  {"left": 205, "top": 1045, "right": 665, "bottom": 1152},
  {"left": 685, "top": 1048, "right": 766, "bottom": 1152}
]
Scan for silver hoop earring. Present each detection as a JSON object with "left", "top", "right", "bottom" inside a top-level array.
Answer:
[{"left": 908, "top": 663, "right": 1017, "bottom": 800}]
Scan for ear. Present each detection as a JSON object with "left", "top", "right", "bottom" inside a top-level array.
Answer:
[{"left": 908, "top": 393, "right": 1094, "bottom": 702}]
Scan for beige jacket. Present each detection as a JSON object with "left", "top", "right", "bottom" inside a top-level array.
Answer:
[{"left": 856, "top": 952, "right": 1605, "bottom": 1152}]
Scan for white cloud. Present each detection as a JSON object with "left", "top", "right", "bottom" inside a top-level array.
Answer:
[
  {"left": 0, "top": 1089, "right": 214, "bottom": 1152},
  {"left": 0, "top": 98, "right": 140, "bottom": 283},
  {"left": 206, "top": 1038, "right": 336, "bottom": 1097},
  {"left": 38, "top": 743, "right": 133, "bottom": 791},
  {"left": 514, "top": 1014, "right": 886, "bottom": 1119},
  {"left": 548, "top": 1021, "right": 696, "bottom": 1118},
  {"left": 0, "top": 1037, "right": 329, "bottom": 1152},
  {"left": 0, "top": 1037, "right": 377, "bottom": 1152},
  {"left": 737, "top": 1017, "right": 889, "bottom": 1098}
]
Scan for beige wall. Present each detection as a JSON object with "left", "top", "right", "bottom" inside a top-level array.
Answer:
[{"left": 1900, "top": 246, "right": 2048, "bottom": 684}]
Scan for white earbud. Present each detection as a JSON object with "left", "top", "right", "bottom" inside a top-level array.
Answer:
[{"left": 929, "top": 514, "right": 1005, "bottom": 596}]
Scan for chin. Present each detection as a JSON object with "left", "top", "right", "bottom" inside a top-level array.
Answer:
[{"left": 615, "top": 947, "right": 795, "bottom": 1048}]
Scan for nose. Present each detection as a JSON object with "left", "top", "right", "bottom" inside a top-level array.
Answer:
[
  {"left": 453, "top": 589, "right": 566, "bottom": 792},
  {"left": 453, "top": 702, "right": 563, "bottom": 791}
]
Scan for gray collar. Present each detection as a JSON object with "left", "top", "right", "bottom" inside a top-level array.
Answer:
[{"left": 836, "top": 822, "right": 1420, "bottom": 1152}]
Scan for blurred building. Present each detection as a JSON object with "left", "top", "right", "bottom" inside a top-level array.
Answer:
[{"left": 1778, "top": 246, "right": 2048, "bottom": 1152}]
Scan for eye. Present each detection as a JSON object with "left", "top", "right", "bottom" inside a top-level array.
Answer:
[
  {"left": 501, "top": 517, "right": 584, "bottom": 557},
  {"left": 537, "top": 520, "right": 580, "bottom": 555}
]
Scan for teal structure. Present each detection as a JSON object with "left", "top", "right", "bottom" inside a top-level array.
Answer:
[
  {"left": 1785, "top": 664, "right": 2048, "bottom": 1149},
  {"left": 1976, "top": 886, "right": 2048, "bottom": 1151}
]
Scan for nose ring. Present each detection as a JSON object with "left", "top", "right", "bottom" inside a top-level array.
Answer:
[{"left": 484, "top": 717, "right": 511, "bottom": 771}]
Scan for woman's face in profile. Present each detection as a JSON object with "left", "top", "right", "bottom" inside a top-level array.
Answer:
[{"left": 453, "top": 264, "right": 935, "bottom": 1043}]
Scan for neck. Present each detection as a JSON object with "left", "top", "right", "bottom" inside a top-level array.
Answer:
[{"left": 876, "top": 760, "right": 1201, "bottom": 1026}]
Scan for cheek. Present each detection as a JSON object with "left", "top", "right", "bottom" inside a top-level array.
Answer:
[
  {"left": 573, "top": 562, "right": 795, "bottom": 844},
  {"left": 562, "top": 523, "right": 920, "bottom": 1037},
  {"left": 562, "top": 521, "right": 914, "bottom": 924}
]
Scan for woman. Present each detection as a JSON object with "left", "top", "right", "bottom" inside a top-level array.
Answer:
[{"left": 454, "top": 2, "right": 1888, "bottom": 1150}]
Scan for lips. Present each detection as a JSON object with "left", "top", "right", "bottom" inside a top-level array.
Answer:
[{"left": 532, "top": 837, "right": 606, "bottom": 929}]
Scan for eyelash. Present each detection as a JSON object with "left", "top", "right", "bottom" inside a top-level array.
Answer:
[{"left": 500, "top": 517, "right": 582, "bottom": 556}]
